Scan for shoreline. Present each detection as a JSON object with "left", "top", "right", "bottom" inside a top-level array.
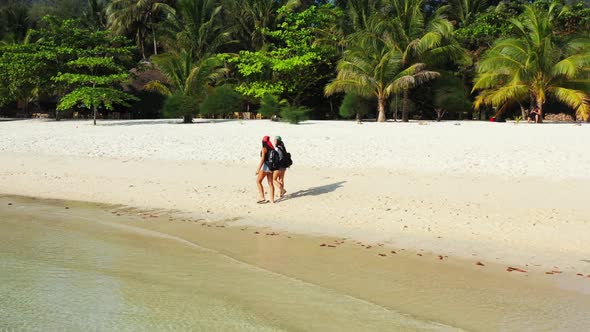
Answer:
[
  {"left": 1, "top": 150, "right": 589, "bottom": 276},
  {"left": 2, "top": 195, "right": 589, "bottom": 331}
]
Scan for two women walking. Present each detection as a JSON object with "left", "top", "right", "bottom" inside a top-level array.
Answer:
[{"left": 255, "top": 136, "right": 291, "bottom": 204}]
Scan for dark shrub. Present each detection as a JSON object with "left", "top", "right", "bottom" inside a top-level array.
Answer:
[{"left": 162, "top": 94, "right": 199, "bottom": 123}]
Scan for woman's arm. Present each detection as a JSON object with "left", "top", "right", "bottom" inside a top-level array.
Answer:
[{"left": 256, "top": 147, "right": 266, "bottom": 175}]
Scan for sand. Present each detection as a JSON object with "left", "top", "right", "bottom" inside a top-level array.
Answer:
[{"left": 0, "top": 119, "right": 589, "bottom": 275}]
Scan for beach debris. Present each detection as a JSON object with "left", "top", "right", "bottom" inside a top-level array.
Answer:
[
  {"left": 65, "top": 207, "right": 70, "bottom": 209},
  {"left": 378, "top": 253, "right": 387, "bottom": 257},
  {"left": 551, "top": 270, "right": 562, "bottom": 274},
  {"left": 320, "top": 243, "right": 326, "bottom": 247},
  {"left": 576, "top": 273, "right": 583, "bottom": 277},
  {"left": 476, "top": 261, "right": 485, "bottom": 266},
  {"left": 254, "top": 231, "right": 260, "bottom": 234},
  {"left": 417, "top": 253, "right": 423, "bottom": 256},
  {"left": 216, "top": 225, "right": 225, "bottom": 228},
  {"left": 7, "top": 203, "right": 12, "bottom": 205},
  {"left": 365, "top": 245, "right": 372, "bottom": 249},
  {"left": 327, "top": 245, "right": 336, "bottom": 248},
  {"left": 391, "top": 251, "right": 397, "bottom": 254},
  {"left": 545, "top": 272, "right": 554, "bottom": 275},
  {"left": 506, "top": 267, "right": 527, "bottom": 273},
  {"left": 438, "top": 255, "right": 444, "bottom": 260}
]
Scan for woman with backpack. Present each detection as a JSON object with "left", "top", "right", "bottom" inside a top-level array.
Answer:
[
  {"left": 255, "top": 136, "right": 276, "bottom": 204},
  {"left": 273, "top": 136, "right": 291, "bottom": 198}
]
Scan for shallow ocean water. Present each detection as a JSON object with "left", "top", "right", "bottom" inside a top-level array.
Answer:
[{"left": 1, "top": 195, "right": 589, "bottom": 331}]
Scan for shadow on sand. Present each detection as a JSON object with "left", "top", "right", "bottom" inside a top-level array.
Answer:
[
  {"left": 285, "top": 181, "right": 346, "bottom": 200},
  {"left": 98, "top": 119, "right": 238, "bottom": 126}
]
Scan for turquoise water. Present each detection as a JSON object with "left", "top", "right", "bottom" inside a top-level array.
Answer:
[{"left": 0, "top": 198, "right": 453, "bottom": 331}]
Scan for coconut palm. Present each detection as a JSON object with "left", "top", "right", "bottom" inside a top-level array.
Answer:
[
  {"left": 325, "top": 16, "right": 439, "bottom": 122},
  {"left": 107, "top": 0, "right": 174, "bottom": 59},
  {"left": 448, "top": 0, "right": 488, "bottom": 24},
  {"left": 161, "top": 0, "right": 232, "bottom": 60},
  {"left": 473, "top": 4, "right": 590, "bottom": 121},
  {"left": 384, "top": 0, "right": 469, "bottom": 121},
  {"left": 144, "top": 49, "right": 227, "bottom": 122},
  {"left": 222, "top": 0, "right": 300, "bottom": 51}
]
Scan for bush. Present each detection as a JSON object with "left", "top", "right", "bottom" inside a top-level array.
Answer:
[
  {"left": 339, "top": 94, "right": 370, "bottom": 121},
  {"left": 258, "top": 94, "right": 281, "bottom": 119},
  {"left": 200, "top": 85, "right": 243, "bottom": 117},
  {"left": 162, "top": 94, "right": 199, "bottom": 123},
  {"left": 280, "top": 105, "right": 310, "bottom": 124}
]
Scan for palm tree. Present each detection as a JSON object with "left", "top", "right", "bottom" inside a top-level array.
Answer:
[
  {"left": 325, "top": 16, "right": 439, "bottom": 122},
  {"left": 473, "top": 4, "right": 590, "bottom": 121},
  {"left": 144, "top": 50, "right": 227, "bottom": 122},
  {"left": 106, "top": 0, "right": 174, "bottom": 59},
  {"left": 384, "top": 0, "right": 468, "bottom": 121},
  {"left": 161, "top": 0, "right": 232, "bottom": 60},
  {"left": 222, "top": 0, "right": 299, "bottom": 51},
  {"left": 448, "top": 0, "right": 488, "bottom": 25}
]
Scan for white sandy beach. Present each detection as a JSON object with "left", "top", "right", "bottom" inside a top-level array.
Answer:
[{"left": 1, "top": 119, "right": 589, "bottom": 276}]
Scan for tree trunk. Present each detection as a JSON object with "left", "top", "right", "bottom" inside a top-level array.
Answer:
[
  {"left": 377, "top": 97, "right": 386, "bottom": 122},
  {"left": 356, "top": 111, "right": 362, "bottom": 124},
  {"left": 139, "top": 30, "right": 146, "bottom": 59},
  {"left": 393, "top": 94, "right": 398, "bottom": 121},
  {"left": 537, "top": 97, "right": 544, "bottom": 123},
  {"left": 55, "top": 109, "right": 61, "bottom": 121},
  {"left": 93, "top": 105, "right": 97, "bottom": 126},
  {"left": 151, "top": 18, "right": 157, "bottom": 56},
  {"left": 183, "top": 114, "right": 193, "bottom": 123},
  {"left": 518, "top": 103, "right": 526, "bottom": 121},
  {"left": 402, "top": 90, "right": 410, "bottom": 122}
]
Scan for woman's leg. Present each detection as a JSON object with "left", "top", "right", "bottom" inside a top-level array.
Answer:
[
  {"left": 266, "top": 173, "right": 275, "bottom": 203},
  {"left": 273, "top": 171, "right": 283, "bottom": 198},
  {"left": 256, "top": 172, "right": 266, "bottom": 202},
  {"left": 280, "top": 170, "right": 286, "bottom": 196}
]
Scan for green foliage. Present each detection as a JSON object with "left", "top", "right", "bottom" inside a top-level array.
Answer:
[
  {"left": 162, "top": 93, "right": 200, "bottom": 121},
  {"left": 55, "top": 54, "right": 138, "bottom": 124},
  {"left": 231, "top": 4, "right": 341, "bottom": 104},
  {"left": 339, "top": 94, "right": 370, "bottom": 120},
  {"left": 0, "top": 16, "right": 135, "bottom": 117},
  {"left": 432, "top": 73, "right": 471, "bottom": 118},
  {"left": 199, "top": 85, "right": 243, "bottom": 116},
  {"left": 280, "top": 105, "right": 310, "bottom": 124},
  {"left": 258, "top": 94, "right": 282, "bottom": 118},
  {"left": 473, "top": 3, "right": 590, "bottom": 120}
]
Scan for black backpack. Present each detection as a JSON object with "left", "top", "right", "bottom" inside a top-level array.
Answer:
[
  {"left": 277, "top": 145, "right": 293, "bottom": 168},
  {"left": 266, "top": 149, "right": 281, "bottom": 171}
]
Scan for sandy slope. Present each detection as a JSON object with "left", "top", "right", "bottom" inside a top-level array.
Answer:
[{"left": 1, "top": 119, "right": 589, "bottom": 275}]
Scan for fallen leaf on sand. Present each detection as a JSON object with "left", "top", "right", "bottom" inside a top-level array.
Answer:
[
  {"left": 438, "top": 255, "right": 444, "bottom": 260},
  {"left": 378, "top": 253, "right": 386, "bottom": 257},
  {"left": 506, "top": 267, "right": 527, "bottom": 273},
  {"left": 545, "top": 272, "right": 554, "bottom": 275},
  {"left": 417, "top": 253, "right": 423, "bottom": 256},
  {"left": 365, "top": 246, "right": 372, "bottom": 249},
  {"left": 327, "top": 245, "right": 336, "bottom": 248},
  {"left": 254, "top": 231, "right": 260, "bottom": 234},
  {"left": 320, "top": 243, "right": 326, "bottom": 247},
  {"left": 476, "top": 261, "right": 485, "bottom": 266},
  {"left": 391, "top": 251, "right": 397, "bottom": 254},
  {"left": 576, "top": 273, "right": 583, "bottom": 276},
  {"left": 551, "top": 270, "right": 562, "bottom": 274}
]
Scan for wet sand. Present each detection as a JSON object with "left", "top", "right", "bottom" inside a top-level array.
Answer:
[{"left": 1, "top": 195, "right": 589, "bottom": 331}]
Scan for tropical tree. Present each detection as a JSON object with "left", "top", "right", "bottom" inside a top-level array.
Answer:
[
  {"left": 144, "top": 50, "right": 227, "bottom": 122},
  {"left": 448, "top": 0, "right": 489, "bottom": 25},
  {"left": 222, "top": 0, "right": 299, "bottom": 51},
  {"left": 325, "top": 16, "right": 440, "bottom": 122},
  {"left": 161, "top": 0, "right": 231, "bottom": 60},
  {"left": 107, "top": 0, "right": 174, "bottom": 58},
  {"left": 473, "top": 3, "right": 590, "bottom": 121},
  {"left": 55, "top": 57, "right": 137, "bottom": 125},
  {"left": 384, "top": 0, "right": 469, "bottom": 121}
]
